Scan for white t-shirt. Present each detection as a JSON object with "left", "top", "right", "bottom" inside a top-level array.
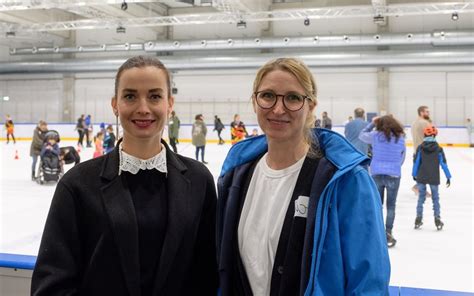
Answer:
[{"left": 238, "top": 153, "right": 305, "bottom": 295}]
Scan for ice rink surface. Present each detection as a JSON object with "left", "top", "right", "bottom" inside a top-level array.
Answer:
[{"left": 1, "top": 140, "right": 473, "bottom": 292}]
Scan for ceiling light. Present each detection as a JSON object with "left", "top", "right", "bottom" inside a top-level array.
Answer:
[
  {"left": 451, "top": 12, "right": 459, "bottom": 21},
  {"left": 236, "top": 20, "right": 247, "bottom": 29},
  {"left": 3, "top": 96, "right": 10, "bottom": 101},
  {"left": 304, "top": 17, "right": 310, "bottom": 26},
  {"left": 116, "top": 26, "right": 126, "bottom": 33},
  {"left": 121, "top": 1, "right": 128, "bottom": 11}
]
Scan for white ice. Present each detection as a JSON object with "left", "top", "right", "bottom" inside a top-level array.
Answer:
[{"left": 0, "top": 140, "right": 473, "bottom": 292}]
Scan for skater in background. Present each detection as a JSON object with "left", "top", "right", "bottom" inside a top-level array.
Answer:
[
  {"left": 412, "top": 124, "right": 452, "bottom": 231},
  {"left": 76, "top": 114, "right": 86, "bottom": 148},
  {"left": 321, "top": 111, "right": 332, "bottom": 130},
  {"left": 359, "top": 114, "right": 406, "bottom": 247},
  {"left": 345, "top": 108, "right": 369, "bottom": 155},
  {"left": 192, "top": 114, "right": 208, "bottom": 164},
  {"left": 103, "top": 125, "right": 116, "bottom": 154},
  {"left": 30, "top": 120, "right": 48, "bottom": 181},
  {"left": 168, "top": 111, "right": 180, "bottom": 153},
  {"left": 247, "top": 128, "right": 259, "bottom": 138},
  {"left": 411, "top": 105, "right": 432, "bottom": 197},
  {"left": 213, "top": 115, "right": 225, "bottom": 145},
  {"left": 93, "top": 131, "right": 104, "bottom": 158},
  {"left": 467, "top": 118, "right": 474, "bottom": 147},
  {"left": 5, "top": 114, "right": 16, "bottom": 144},
  {"left": 85, "top": 114, "right": 92, "bottom": 147},
  {"left": 230, "top": 114, "right": 247, "bottom": 145},
  {"left": 60, "top": 146, "right": 80, "bottom": 165},
  {"left": 217, "top": 57, "right": 389, "bottom": 295}
]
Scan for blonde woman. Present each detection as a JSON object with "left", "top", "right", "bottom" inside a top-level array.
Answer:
[{"left": 217, "top": 58, "right": 390, "bottom": 295}]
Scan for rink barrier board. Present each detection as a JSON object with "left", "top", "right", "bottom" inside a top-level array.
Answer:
[{"left": 0, "top": 253, "right": 472, "bottom": 295}]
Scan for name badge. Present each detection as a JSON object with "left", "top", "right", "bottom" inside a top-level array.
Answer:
[{"left": 295, "top": 195, "right": 309, "bottom": 218}]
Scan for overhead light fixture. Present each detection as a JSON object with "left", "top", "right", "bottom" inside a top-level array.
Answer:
[
  {"left": 121, "top": 1, "right": 128, "bottom": 11},
  {"left": 5, "top": 31, "right": 15, "bottom": 38},
  {"left": 116, "top": 26, "right": 126, "bottom": 33},
  {"left": 3, "top": 96, "right": 10, "bottom": 101},
  {"left": 304, "top": 17, "right": 310, "bottom": 26},
  {"left": 236, "top": 20, "right": 246, "bottom": 29},
  {"left": 373, "top": 14, "right": 385, "bottom": 24},
  {"left": 451, "top": 12, "right": 459, "bottom": 21}
]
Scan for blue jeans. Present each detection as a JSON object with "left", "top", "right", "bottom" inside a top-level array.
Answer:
[
  {"left": 32, "top": 154, "right": 39, "bottom": 175},
  {"left": 372, "top": 175, "right": 401, "bottom": 231},
  {"left": 195, "top": 145, "right": 205, "bottom": 162},
  {"left": 416, "top": 183, "right": 440, "bottom": 218}
]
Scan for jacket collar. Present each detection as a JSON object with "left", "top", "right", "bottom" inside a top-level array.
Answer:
[
  {"left": 220, "top": 128, "right": 369, "bottom": 177},
  {"left": 99, "top": 139, "right": 189, "bottom": 296}
]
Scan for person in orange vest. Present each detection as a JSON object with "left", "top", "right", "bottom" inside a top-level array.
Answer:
[{"left": 5, "top": 114, "right": 16, "bottom": 144}]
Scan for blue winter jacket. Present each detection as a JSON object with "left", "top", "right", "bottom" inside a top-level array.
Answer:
[{"left": 217, "top": 128, "right": 390, "bottom": 295}]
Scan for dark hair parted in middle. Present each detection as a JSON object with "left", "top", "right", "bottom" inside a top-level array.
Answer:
[{"left": 114, "top": 55, "right": 172, "bottom": 98}]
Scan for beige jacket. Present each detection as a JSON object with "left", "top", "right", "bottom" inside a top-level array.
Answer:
[{"left": 411, "top": 117, "right": 430, "bottom": 152}]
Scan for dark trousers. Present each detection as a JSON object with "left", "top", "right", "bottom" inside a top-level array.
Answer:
[
  {"left": 85, "top": 129, "right": 91, "bottom": 147},
  {"left": 217, "top": 130, "right": 224, "bottom": 144},
  {"left": 7, "top": 133, "right": 16, "bottom": 144},
  {"left": 169, "top": 137, "right": 178, "bottom": 153},
  {"left": 77, "top": 129, "right": 84, "bottom": 146},
  {"left": 372, "top": 175, "right": 401, "bottom": 231},
  {"left": 195, "top": 146, "right": 205, "bottom": 162}
]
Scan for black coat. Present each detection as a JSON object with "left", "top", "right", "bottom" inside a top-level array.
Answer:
[{"left": 31, "top": 141, "right": 218, "bottom": 296}]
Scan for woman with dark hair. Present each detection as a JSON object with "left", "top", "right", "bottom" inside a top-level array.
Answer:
[
  {"left": 359, "top": 114, "right": 406, "bottom": 247},
  {"left": 32, "top": 56, "right": 218, "bottom": 295}
]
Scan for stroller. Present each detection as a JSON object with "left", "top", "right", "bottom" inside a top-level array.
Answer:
[{"left": 36, "top": 130, "right": 63, "bottom": 184}]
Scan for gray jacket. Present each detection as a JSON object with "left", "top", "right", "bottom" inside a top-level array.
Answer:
[{"left": 192, "top": 120, "right": 207, "bottom": 147}]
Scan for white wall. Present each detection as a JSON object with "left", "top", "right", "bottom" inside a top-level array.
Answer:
[{"left": 389, "top": 70, "right": 473, "bottom": 126}]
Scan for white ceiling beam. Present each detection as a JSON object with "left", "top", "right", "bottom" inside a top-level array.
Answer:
[
  {"left": 0, "top": 0, "right": 190, "bottom": 12},
  {"left": 0, "top": 2, "right": 473, "bottom": 32}
]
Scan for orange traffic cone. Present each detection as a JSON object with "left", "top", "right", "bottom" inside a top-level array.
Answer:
[{"left": 14, "top": 150, "right": 19, "bottom": 160}]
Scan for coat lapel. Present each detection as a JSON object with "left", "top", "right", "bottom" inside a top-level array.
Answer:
[
  {"left": 100, "top": 147, "right": 141, "bottom": 296},
  {"left": 153, "top": 145, "right": 191, "bottom": 294}
]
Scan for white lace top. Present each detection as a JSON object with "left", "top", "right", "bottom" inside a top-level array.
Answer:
[{"left": 118, "top": 142, "right": 167, "bottom": 176}]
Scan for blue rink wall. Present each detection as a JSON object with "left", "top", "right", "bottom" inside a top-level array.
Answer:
[
  {"left": 0, "top": 254, "right": 472, "bottom": 295},
  {"left": 0, "top": 123, "right": 471, "bottom": 146}
]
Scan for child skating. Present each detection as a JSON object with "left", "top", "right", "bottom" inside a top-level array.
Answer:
[{"left": 412, "top": 124, "right": 452, "bottom": 230}]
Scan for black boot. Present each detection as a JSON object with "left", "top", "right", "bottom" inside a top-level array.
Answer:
[
  {"left": 386, "top": 230, "right": 397, "bottom": 248},
  {"left": 31, "top": 171, "right": 36, "bottom": 181},
  {"left": 414, "top": 216, "right": 423, "bottom": 229},
  {"left": 435, "top": 216, "right": 444, "bottom": 230}
]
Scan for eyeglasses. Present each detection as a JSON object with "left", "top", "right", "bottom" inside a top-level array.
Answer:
[{"left": 254, "top": 90, "right": 310, "bottom": 112}]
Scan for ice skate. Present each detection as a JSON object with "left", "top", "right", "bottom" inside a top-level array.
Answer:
[
  {"left": 386, "top": 230, "right": 397, "bottom": 248},
  {"left": 435, "top": 217, "right": 444, "bottom": 230},
  {"left": 414, "top": 216, "right": 423, "bottom": 229}
]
